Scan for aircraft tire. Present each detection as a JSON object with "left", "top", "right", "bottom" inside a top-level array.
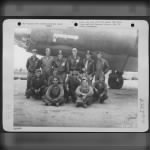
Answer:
[{"left": 108, "top": 73, "right": 124, "bottom": 89}]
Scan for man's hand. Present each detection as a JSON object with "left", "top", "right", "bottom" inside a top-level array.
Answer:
[
  {"left": 66, "top": 85, "right": 69, "bottom": 91},
  {"left": 82, "top": 68, "right": 86, "bottom": 72},
  {"left": 82, "top": 95, "right": 87, "bottom": 100},
  {"left": 53, "top": 98, "right": 58, "bottom": 101},
  {"left": 34, "top": 89, "right": 38, "bottom": 93},
  {"left": 89, "top": 74, "right": 93, "bottom": 80},
  {"left": 100, "top": 92, "right": 104, "bottom": 98}
]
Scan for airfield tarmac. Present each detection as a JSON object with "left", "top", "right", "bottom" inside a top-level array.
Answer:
[{"left": 14, "top": 79, "right": 138, "bottom": 128}]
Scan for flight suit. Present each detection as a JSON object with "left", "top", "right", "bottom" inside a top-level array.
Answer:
[
  {"left": 43, "top": 83, "right": 65, "bottom": 106},
  {"left": 67, "top": 55, "right": 83, "bottom": 74},
  {"left": 75, "top": 84, "right": 94, "bottom": 107},
  {"left": 95, "top": 58, "right": 109, "bottom": 81},
  {"left": 40, "top": 56, "right": 54, "bottom": 81},
  {"left": 82, "top": 58, "right": 95, "bottom": 84},
  {"left": 53, "top": 57, "right": 67, "bottom": 84},
  {"left": 26, "top": 74, "right": 47, "bottom": 99},
  {"left": 26, "top": 56, "right": 41, "bottom": 91}
]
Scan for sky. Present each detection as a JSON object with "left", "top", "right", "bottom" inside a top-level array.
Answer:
[{"left": 14, "top": 45, "right": 42, "bottom": 70}]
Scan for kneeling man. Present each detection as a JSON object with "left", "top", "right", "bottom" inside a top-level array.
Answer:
[
  {"left": 93, "top": 79, "right": 108, "bottom": 103},
  {"left": 26, "top": 69, "right": 47, "bottom": 99},
  {"left": 75, "top": 77, "right": 94, "bottom": 108},
  {"left": 43, "top": 76, "right": 65, "bottom": 106}
]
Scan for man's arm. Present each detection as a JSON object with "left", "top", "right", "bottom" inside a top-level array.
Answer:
[
  {"left": 45, "top": 86, "right": 52, "bottom": 100},
  {"left": 75, "top": 86, "right": 82, "bottom": 96},
  {"left": 66, "top": 57, "right": 70, "bottom": 74},
  {"left": 57, "top": 85, "right": 64, "bottom": 99},
  {"left": 79, "top": 57, "right": 83, "bottom": 73},
  {"left": 91, "top": 60, "right": 95, "bottom": 77},
  {"left": 82, "top": 59, "right": 86, "bottom": 72},
  {"left": 103, "top": 59, "right": 110, "bottom": 74},
  {"left": 51, "top": 56, "right": 56, "bottom": 70},
  {"left": 38, "top": 59, "right": 42, "bottom": 69},
  {"left": 26, "top": 58, "right": 29, "bottom": 71},
  {"left": 40, "top": 58, "right": 43, "bottom": 69},
  {"left": 85, "top": 86, "right": 94, "bottom": 97},
  {"left": 64, "top": 58, "right": 68, "bottom": 73}
]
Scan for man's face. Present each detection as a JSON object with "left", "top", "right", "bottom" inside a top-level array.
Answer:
[
  {"left": 58, "top": 54, "right": 63, "bottom": 59},
  {"left": 36, "top": 72, "right": 41, "bottom": 77},
  {"left": 86, "top": 54, "right": 91, "bottom": 59},
  {"left": 72, "top": 49, "right": 77, "bottom": 57},
  {"left": 32, "top": 51, "right": 36, "bottom": 57},
  {"left": 45, "top": 48, "right": 51, "bottom": 56},
  {"left": 53, "top": 70, "right": 57, "bottom": 76},
  {"left": 53, "top": 78, "right": 58, "bottom": 85},
  {"left": 97, "top": 53, "right": 102, "bottom": 59},
  {"left": 72, "top": 71, "right": 78, "bottom": 78},
  {"left": 72, "top": 74, "right": 77, "bottom": 79},
  {"left": 82, "top": 80, "right": 88, "bottom": 87}
]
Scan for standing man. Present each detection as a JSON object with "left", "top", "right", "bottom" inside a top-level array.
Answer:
[
  {"left": 82, "top": 50, "right": 95, "bottom": 84},
  {"left": 26, "top": 49, "right": 40, "bottom": 96},
  {"left": 40, "top": 48, "right": 54, "bottom": 81},
  {"left": 53, "top": 50, "right": 67, "bottom": 84},
  {"left": 95, "top": 51, "right": 109, "bottom": 82},
  {"left": 67, "top": 48, "right": 83, "bottom": 75}
]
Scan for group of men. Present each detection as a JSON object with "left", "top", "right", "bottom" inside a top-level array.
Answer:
[{"left": 25, "top": 47, "right": 109, "bottom": 108}]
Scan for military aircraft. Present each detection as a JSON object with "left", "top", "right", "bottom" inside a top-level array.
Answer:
[{"left": 14, "top": 27, "right": 138, "bottom": 89}]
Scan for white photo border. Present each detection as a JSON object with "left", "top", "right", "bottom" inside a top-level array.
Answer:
[{"left": 3, "top": 19, "right": 149, "bottom": 132}]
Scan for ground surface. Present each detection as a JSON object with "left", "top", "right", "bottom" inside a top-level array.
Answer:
[{"left": 14, "top": 80, "right": 138, "bottom": 128}]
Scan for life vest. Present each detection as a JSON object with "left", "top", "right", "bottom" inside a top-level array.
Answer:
[{"left": 80, "top": 86, "right": 90, "bottom": 94}]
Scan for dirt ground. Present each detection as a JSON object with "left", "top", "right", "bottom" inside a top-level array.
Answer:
[{"left": 14, "top": 79, "right": 138, "bottom": 128}]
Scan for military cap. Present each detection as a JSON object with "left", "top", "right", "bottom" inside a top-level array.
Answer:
[
  {"left": 45, "top": 48, "right": 51, "bottom": 51},
  {"left": 72, "top": 48, "right": 77, "bottom": 51},
  {"left": 52, "top": 76, "right": 59, "bottom": 81},
  {"left": 86, "top": 50, "right": 91, "bottom": 55}
]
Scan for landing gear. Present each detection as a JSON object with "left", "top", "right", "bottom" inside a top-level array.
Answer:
[{"left": 108, "top": 70, "right": 124, "bottom": 89}]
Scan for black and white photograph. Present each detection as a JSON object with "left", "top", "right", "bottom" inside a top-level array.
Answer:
[{"left": 3, "top": 19, "right": 149, "bottom": 132}]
